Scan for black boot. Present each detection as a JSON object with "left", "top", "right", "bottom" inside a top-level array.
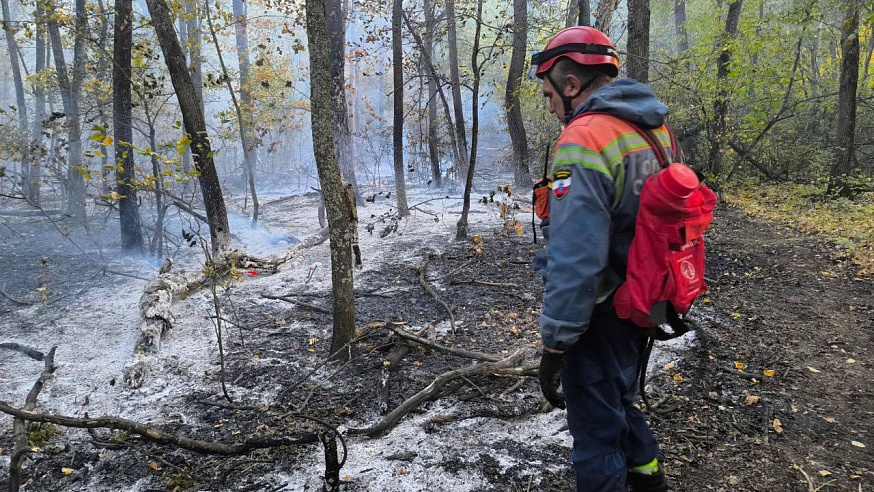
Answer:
[{"left": 627, "top": 469, "right": 668, "bottom": 492}]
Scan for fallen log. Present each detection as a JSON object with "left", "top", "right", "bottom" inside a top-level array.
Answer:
[
  {"left": 0, "top": 342, "right": 45, "bottom": 361},
  {"left": 124, "top": 228, "right": 330, "bottom": 388}
]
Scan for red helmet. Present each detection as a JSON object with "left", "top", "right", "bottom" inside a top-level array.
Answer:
[{"left": 531, "top": 26, "right": 619, "bottom": 79}]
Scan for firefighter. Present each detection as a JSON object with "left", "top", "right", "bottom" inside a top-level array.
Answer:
[{"left": 530, "top": 26, "right": 674, "bottom": 492}]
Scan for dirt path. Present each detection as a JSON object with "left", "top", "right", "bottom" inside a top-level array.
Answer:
[{"left": 652, "top": 204, "right": 874, "bottom": 491}]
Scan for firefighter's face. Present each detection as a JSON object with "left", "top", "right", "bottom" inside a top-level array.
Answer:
[{"left": 541, "top": 77, "right": 564, "bottom": 124}]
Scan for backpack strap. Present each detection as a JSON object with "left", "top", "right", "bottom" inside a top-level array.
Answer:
[{"left": 625, "top": 121, "right": 674, "bottom": 169}]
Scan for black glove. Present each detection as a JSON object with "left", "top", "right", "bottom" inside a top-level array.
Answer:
[{"left": 539, "top": 349, "right": 566, "bottom": 409}]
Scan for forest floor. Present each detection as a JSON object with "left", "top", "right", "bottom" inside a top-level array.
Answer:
[{"left": 0, "top": 186, "right": 872, "bottom": 492}]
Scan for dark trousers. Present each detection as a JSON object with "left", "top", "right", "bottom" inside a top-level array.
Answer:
[{"left": 561, "top": 302, "right": 659, "bottom": 492}]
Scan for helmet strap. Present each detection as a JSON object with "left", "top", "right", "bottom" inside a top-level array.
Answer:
[{"left": 547, "top": 71, "right": 600, "bottom": 124}]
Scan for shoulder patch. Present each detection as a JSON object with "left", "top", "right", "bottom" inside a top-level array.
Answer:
[{"left": 553, "top": 170, "right": 572, "bottom": 200}]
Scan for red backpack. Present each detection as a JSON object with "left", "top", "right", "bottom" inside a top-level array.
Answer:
[{"left": 613, "top": 125, "right": 717, "bottom": 336}]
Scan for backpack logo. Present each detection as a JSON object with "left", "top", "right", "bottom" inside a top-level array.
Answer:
[
  {"left": 552, "top": 170, "right": 572, "bottom": 200},
  {"left": 680, "top": 259, "right": 696, "bottom": 280}
]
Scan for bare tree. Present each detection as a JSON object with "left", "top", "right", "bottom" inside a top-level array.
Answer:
[
  {"left": 424, "top": 0, "right": 442, "bottom": 187},
  {"left": 306, "top": 0, "right": 358, "bottom": 359},
  {"left": 46, "top": 0, "right": 87, "bottom": 220},
  {"left": 446, "top": 0, "right": 469, "bottom": 179},
  {"left": 232, "top": 0, "right": 260, "bottom": 224},
  {"left": 392, "top": 0, "right": 410, "bottom": 216},
  {"left": 113, "top": 0, "right": 144, "bottom": 253},
  {"left": 626, "top": 0, "right": 650, "bottom": 83},
  {"left": 828, "top": 0, "right": 861, "bottom": 197},
  {"left": 456, "top": 0, "right": 483, "bottom": 240},
  {"left": 27, "top": 0, "right": 47, "bottom": 205},
  {"left": 144, "top": 0, "right": 232, "bottom": 255},
  {"left": 505, "top": 0, "right": 531, "bottom": 188},
  {"left": 1, "top": 0, "right": 29, "bottom": 195}
]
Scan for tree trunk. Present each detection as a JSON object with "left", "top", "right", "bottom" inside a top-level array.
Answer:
[
  {"left": 707, "top": 0, "right": 743, "bottom": 177},
  {"left": 566, "top": 0, "right": 590, "bottom": 27},
  {"left": 306, "top": 0, "right": 357, "bottom": 360},
  {"left": 1, "top": 0, "right": 29, "bottom": 194},
  {"left": 673, "top": 0, "right": 689, "bottom": 60},
  {"left": 593, "top": 0, "right": 619, "bottom": 36},
  {"left": 113, "top": 0, "right": 144, "bottom": 253},
  {"left": 424, "top": 0, "right": 442, "bottom": 188},
  {"left": 144, "top": 0, "right": 231, "bottom": 256},
  {"left": 392, "top": 0, "right": 410, "bottom": 216},
  {"left": 626, "top": 0, "right": 650, "bottom": 83},
  {"left": 28, "top": 1, "right": 46, "bottom": 206},
  {"left": 328, "top": 0, "right": 361, "bottom": 204},
  {"left": 446, "top": 0, "right": 469, "bottom": 180},
  {"left": 505, "top": 0, "right": 531, "bottom": 188},
  {"left": 47, "top": 0, "right": 87, "bottom": 221},
  {"left": 828, "top": 0, "right": 860, "bottom": 197},
  {"left": 232, "top": 0, "right": 259, "bottom": 224},
  {"left": 455, "top": 0, "right": 482, "bottom": 240}
]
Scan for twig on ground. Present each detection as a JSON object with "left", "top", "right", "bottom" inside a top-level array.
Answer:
[
  {"left": 450, "top": 279, "right": 519, "bottom": 289},
  {"left": 348, "top": 349, "right": 528, "bottom": 437},
  {"left": 417, "top": 255, "right": 457, "bottom": 333},
  {"left": 262, "top": 294, "right": 331, "bottom": 314},
  {"left": 0, "top": 342, "right": 45, "bottom": 361}
]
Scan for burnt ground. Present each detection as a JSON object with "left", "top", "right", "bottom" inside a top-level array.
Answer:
[{"left": 1, "top": 200, "right": 873, "bottom": 491}]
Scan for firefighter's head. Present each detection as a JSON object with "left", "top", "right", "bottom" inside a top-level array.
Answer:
[{"left": 529, "top": 27, "right": 619, "bottom": 124}]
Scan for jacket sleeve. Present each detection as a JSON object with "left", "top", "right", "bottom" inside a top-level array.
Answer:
[{"left": 539, "top": 142, "right": 616, "bottom": 350}]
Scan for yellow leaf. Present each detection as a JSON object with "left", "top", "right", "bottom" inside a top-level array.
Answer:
[
  {"left": 851, "top": 441, "right": 866, "bottom": 448},
  {"left": 92, "top": 149, "right": 105, "bottom": 158},
  {"left": 734, "top": 361, "right": 747, "bottom": 371},
  {"left": 824, "top": 417, "right": 836, "bottom": 424},
  {"left": 342, "top": 475, "right": 350, "bottom": 481},
  {"left": 744, "top": 395, "right": 760, "bottom": 406},
  {"left": 818, "top": 470, "right": 832, "bottom": 477},
  {"left": 148, "top": 461, "right": 160, "bottom": 471},
  {"left": 703, "top": 297, "right": 711, "bottom": 303},
  {"left": 673, "top": 373, "right": 685, "bottom": 382},
  {"left": 807, "top": 366, "right": 821, "bottom": 373},
  {"left": 307, "top": 348, "right": 315, "bottom": 353},
  {"left": 102, "top": 135, "right": 113, "bottom": 146},
  {"left": 664, "top": 363, "right": 676, "bottom": 370},
  {"left": 846, "top": 358, "right": 856, "bottom": 364},
  {"left": 763, "top": 369, "right": 775, "bottom": 377},
  {"left": 61, "top": 467, "right": 74, "bottom": 475},
  {"left": 732, "top": 312, "right": 741, "bottom": 319},
  {"left": 772, "top": 418, "right": 783, "bottom": 434},
  {"left": 253, "top": 354, "right": 259, "bottom": 359}
]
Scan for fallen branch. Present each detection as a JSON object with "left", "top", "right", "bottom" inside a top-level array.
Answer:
[
  {"left": 0, "top": 289, "right": 36, "bottom": 306},
  {"left": 0, "top": 342, "right": 45, "bottom": 361},
  {"left": 383, "top": 324, "right": 501, "bottom": 362},
  {"left": 0, "top": 402, "right": 319, "bottom": 455},
  {"left": 9, "top": 346, "right": 57, "bottom": 492},
  {"left": 348, "top": 349, "right": 528, "bottom": 437},
  {"left": 417, "top": 255, "right": 457, "bottom": 333},
  {"left": 125, "top": 228, "right": 331, "bottom": 388}
]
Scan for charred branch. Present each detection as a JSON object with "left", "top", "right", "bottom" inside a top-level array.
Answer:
[
  {"left": 9, "top": 346, "right": 57, "bottom": 492},
  {"left": 348, "top": 349, "right": 529, "bottom": 437}
]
